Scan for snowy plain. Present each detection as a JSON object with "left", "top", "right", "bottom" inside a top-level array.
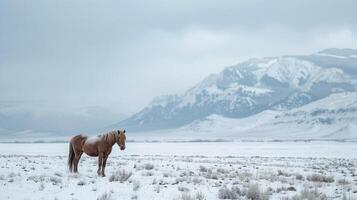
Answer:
[{"left": 1, "top": 142, "right": 357, "bottom": 200}]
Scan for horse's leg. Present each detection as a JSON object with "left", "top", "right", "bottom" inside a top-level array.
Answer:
[
  {"left": 97, "top": 153, "right": 104, "bottom": 176},
  {"left": 73, "top": 151, "right": 83, "bottom": 173},
  {"left": 101, "top": 154, "right": 109, "bottom": 177}
]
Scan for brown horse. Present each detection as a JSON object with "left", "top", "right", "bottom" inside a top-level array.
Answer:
[{"left": 68, "top": 129, "right": 126, "bottom": 176}]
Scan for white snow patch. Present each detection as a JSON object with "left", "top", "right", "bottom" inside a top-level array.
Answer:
[
  {"left": 314, "top": 53, "right": 347, "bottom": 59},
  {"left": 85, "top": 136, "right": 101, "bottom": 145},
  {"left": 2, "top": 143, "right": 357, "bottom": 199}
]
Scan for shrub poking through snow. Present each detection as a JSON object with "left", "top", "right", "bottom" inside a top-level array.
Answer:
[
  {"left": 196, "top": 191, "right": 206, "bottom": 200},
  {"left": 246, "top": 184, "right": 269, "bottom": 200},
  {"left": 291, "top": 187, "right": 327, "bottom": 200},
  {"left": 49, "top": 176, "right": 62, "bottom": 185},
  {"left": 97, "top": 192, "right": 113, "bottom": 200},
  {"left": 295, "top": 174, "right": 304, "bottom": 180},
  {"left": 132, "top": 180, "right": 141, "bottom": 192},
  {"left": 338, "top": 178, "right": 350, "bottom": 185},
  {"left": 178, "top": 186, "right": 190, "bottom": 192},
  {"left": 142, "top": 171, "right": 154, "bottom": 176},
  {"left": 277, "top": 186, "right": 297, "bottom": 193},
  {"left": 8, "top": 172, "right": 16, "bottom": 178},
  {"left": 192, "top": 176, "right": 203, "bottom": 185},
  {"left": 154, "top": 184, "right": 160, "bottom": 193},
  {"left": 109, "top": 170, "right": 132, "bottom": 183},
  {"left": 39, "top": 183, "right": 45, "bottom": 191},
  {"left": 218, "top": 186, "right": 242, "bottom": 199},
  {"left": 307, "top": 174, "right": 334, "bottom": 183},
  {"left": 205, "top": 169, "right": 219, "bottom": 180},
  {"left": 144, "top": 163, "right": 154, "bottom": 170},
  {"left": 77, "top": 180, "right": 86, "bottom": 186},
  {"left": 180, "top": 192, "right": 195, "bottom": 200},
  {"left": 199, "top": 166, "right": 208, "bottom": 172},
  {"left": 278, "top": 170, "right": 291, "bottom": 177},
  {"left": 54, "top": 172, "right": 63, "bottom": 177},
  {"left": 27, "top": 175, "right": 46, "bottom": 183},
  {"left": 163, "top": 172, "right": 171, "bottom": 177}
]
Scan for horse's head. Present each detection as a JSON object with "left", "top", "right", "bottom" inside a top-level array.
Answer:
[{"left": 116, "top": 130, "right": 126, "bottom": 150}]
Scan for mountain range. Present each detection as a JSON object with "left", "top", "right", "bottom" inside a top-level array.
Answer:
[
  {"left": 112, "top": 48, "right": 357, "bottom": 139},
  {"left": 1, "top": 48, "right": 356, "bottom": 141}
]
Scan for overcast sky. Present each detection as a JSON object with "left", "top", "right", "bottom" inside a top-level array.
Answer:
[{"left": 1, "top": 0, "right": 357, "bottom": 115}]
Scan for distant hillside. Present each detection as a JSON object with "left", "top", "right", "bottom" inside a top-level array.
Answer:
[{"left": 112, "top": 48, "right": 357, "bottom": 134}]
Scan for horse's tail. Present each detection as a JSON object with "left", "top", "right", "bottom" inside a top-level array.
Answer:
[{"left": 68, "top": 141, "right": 75, "bottom": 172}]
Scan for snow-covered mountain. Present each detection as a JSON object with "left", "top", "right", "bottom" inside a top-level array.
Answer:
[
  {"left": 175, "top": 92, "right": 357, "bottom": 140},
  {"left": 113, "top": 48, "right": 357, "bottom": 135}
]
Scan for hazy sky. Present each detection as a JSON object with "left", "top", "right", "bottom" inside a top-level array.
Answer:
[{"left": 1, "top": 0, "right": 357, "bottom": 115}]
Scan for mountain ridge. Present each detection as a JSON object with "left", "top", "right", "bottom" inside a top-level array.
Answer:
[
  {"left": 176, "top": 91, "right": 357, "bottom": 140},
  {"left": 113, "top": 48, "right": 357, "bottom": 134}
]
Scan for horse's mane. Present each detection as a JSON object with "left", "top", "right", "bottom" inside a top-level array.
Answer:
[{"left": 99, "top": 130, "right": 117, "bottom": 145}]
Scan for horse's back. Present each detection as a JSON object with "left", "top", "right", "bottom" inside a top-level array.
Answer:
[
  {"left": 84, "top": 136, "right": 101, "bottom": 145},
  {"left": 69, "top": 134, "right": 88, "bottom": 151},
  {"left": 70, "top": 134, "right": 87, "bottom": 143},
  {"left": 83, "top": 136, "right": 101, "bottom": 156}
]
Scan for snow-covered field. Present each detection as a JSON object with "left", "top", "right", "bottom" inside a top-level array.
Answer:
[{"left": 1, "top": 142, "right": 357, "bottom": 200}]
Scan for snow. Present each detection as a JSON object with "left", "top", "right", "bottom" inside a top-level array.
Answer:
[
  {"left": 85, "top": 136, "right": 101, "bottom": 145},
  {"left": 263, "top": 57, "right": 339, "bottom": 89},
  {"left": 307, "top": 67, "right": 349, "bottom": 89},
  {"left": 118, "top": 50, "right": 355, "bottom": 134},
  {"left": 181, "top": 110, "right": 278, "bottom": 133},
  {"left": 314, "top": 53, "right": 348, "bottom": 59},
  {"left": 257, "top": 58, "right": 278, "bottom": 69},
  {"left": 1, "top": 142, "right": 357, "bottom": 200},
  {"left": 1, "top": 141, "right": 357, "bottom": 158},
  {"left": 178, "top": 94, "right": 196, "bottom": 108},
  {"left": 148, "top": 95, "right": 177, "bottom": 108},
  {"left": 167, "top": 92, "right": 357, "bottom": 140},
  {"left": 293, "top": 92, "right": 357, "bottom": 111},
  {"left": 228, "top": 83, "right": 272, "bottom": 95},
  {"left": 240, "top": 57, "right": 348, "bottom": 91}
]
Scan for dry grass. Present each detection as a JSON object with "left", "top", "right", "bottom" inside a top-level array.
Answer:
[
  {"left": 307, "top": 174, "right": 334, "bottom": 183},
  {"left": 291, "top": 187, "right": 327, "bottom": 200},
  {"left": 132, "top": 180, "right": 141, "bottom": 192},
  {"left": 1, "top": 154, "right": 357, "bottom": 200},
  {"left": 143, "top": 163, "right": 154, "bottom": 170},
  {"left": 77, "top": 180, "right": 86, "bottom": 186},
  {"left": 218, "top": 186, "right": 242, "bottom": 199},
  {"left": 195, "top": 191, "right": 206, "bottom": 200},
  {"left": 108, "top": 170, "right": 132, "bottom": 183},
  {"left": 96, "top": 192, "right": 113, "bottom": 200},
  {"left": 246, "top": 184, "right": 269, "bottom": 200},
  {"left": 178, "top": 186, "right": 190, "bottom": 192},
  {"left": 49, "top": 176, "right": 62, "bottom": 185}
]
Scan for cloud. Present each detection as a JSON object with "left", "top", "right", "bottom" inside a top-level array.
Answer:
[
  {"left": 314, "top": 29, "right": 357, "bottom": 48},
  {"left": 0, "top": 0, "right": 357, "bottom": 117}
]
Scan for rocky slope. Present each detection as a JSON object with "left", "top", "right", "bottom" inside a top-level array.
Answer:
[{"left": 114, "top": 48, "right": 357, "bottom": 133}]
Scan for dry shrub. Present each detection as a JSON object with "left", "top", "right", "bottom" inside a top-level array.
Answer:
[
  {"left": 218, "top": 186, "right": 242, "bottom": 199},
  {"left": 246, "top": 184, "right": 269, "bottom": 200},
  {"left": 109, "top": 170, "right": 132, "bottom": 183},
  {"left": 132, "top": 180, "right": 141, "bottom": 192},
  {"left": 307, "top": 174, "right": 334, "bottom": 183},
  {"left": 97, "top": 192, "right": 113, "bottom": 200}
]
